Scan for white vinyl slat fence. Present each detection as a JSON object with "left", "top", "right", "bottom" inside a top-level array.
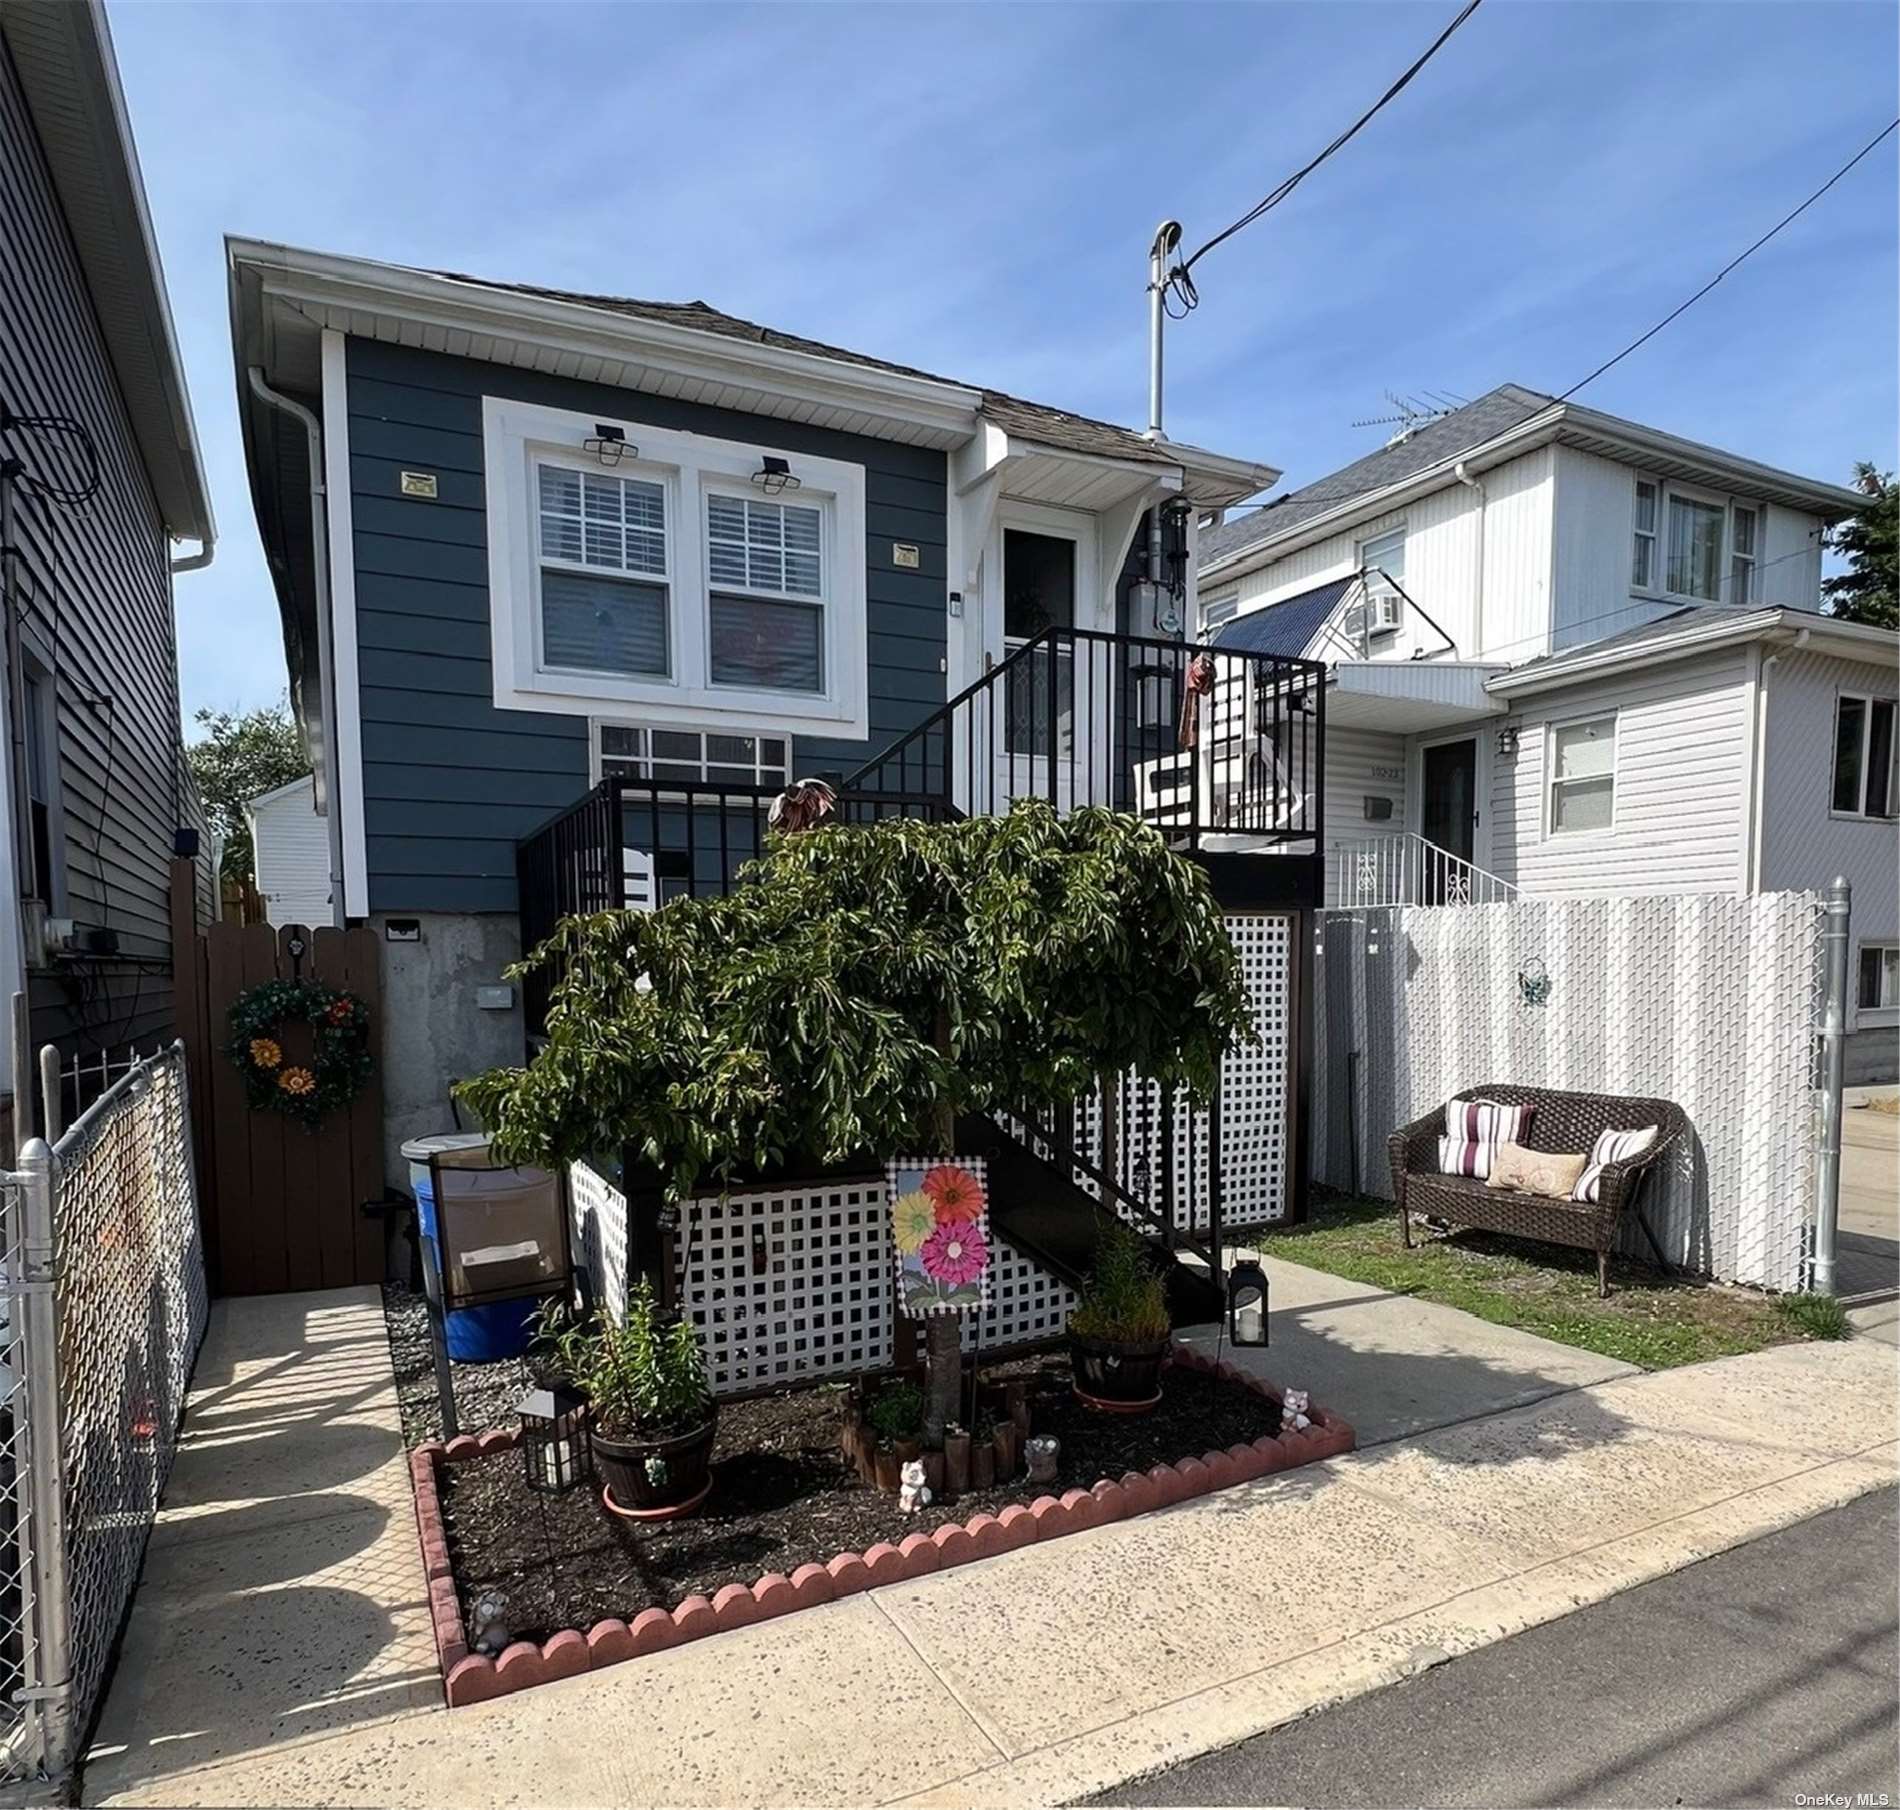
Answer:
[{"left": 1313, "top": 891, "right": 1825, "bottom": 1290}]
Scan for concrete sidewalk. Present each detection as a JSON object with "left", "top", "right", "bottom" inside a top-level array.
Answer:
[
  {"left": 83, "top": 1290, "right": 440, "bottom": 1802},
  {"left": 91, "top": 1303, "right": 1896, "bottom": 1809}
]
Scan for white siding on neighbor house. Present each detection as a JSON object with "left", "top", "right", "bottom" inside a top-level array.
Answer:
[
  {"left": 1757, "top": 648, "right": 1899, "bottom": 954},
  {"left": 1488, "top": 648, "right": 1753, "bottom": 898},
  {"left": 249, "top": 776, "right": 333, "bottom": 928},
  {"left": 1323, "top": 727, "right": 1409, "bottom": 853},
  {"left": 1234, "top": 448, "right": 1555, "bottom": 665},
  {"left": 1550, "top": 447, "right": 1827, "bottom": 651}
]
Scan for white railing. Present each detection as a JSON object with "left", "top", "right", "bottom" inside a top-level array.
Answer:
[{"left": 1327, "top": 834, "right": 1517, "bottom": 909}]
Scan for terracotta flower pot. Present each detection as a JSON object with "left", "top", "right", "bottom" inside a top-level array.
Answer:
[{"left": 944, "top": 1429, "right": 971, "bottom": 1495}]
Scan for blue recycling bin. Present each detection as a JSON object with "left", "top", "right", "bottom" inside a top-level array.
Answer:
[{"left": 405, "top": 1133, "right": 544, "bottom": 1363}]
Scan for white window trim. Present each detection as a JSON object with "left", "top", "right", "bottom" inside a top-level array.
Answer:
[
  {"left": 1543, "top": 709, "right": 1619, "bottom": 839},
  {"left": 1855, "top": 939, "right": 1899, "bottom": 1031},
  {"left": 587, "top": 719, "right": 792, "bottom": 789},
  {"left": 484, "top": 396, "right": 868, "bottom": 739},
  {"left": 1630, "top": 475, "right": 1766, "bottom": 608},
  {"left": 1830, "top": 690, "right": 1899, "bottom": 822}
]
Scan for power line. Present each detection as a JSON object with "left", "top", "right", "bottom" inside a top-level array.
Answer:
[
  {"left": 1558, "top": 117, "right": 1899, "bottom": 402},
  {"left": 1169, "top": 0, "right": 1485, "bottom": 305}
]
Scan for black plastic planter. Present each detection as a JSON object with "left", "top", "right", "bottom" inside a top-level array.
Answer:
[
  {"left": 1068, "top": 1332, "right": 1169, "bottom": 1412},
  {"left": 596, "top": 1414, "right": 718, "bottom": 1519}
]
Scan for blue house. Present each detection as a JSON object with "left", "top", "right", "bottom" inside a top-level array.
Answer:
[{"left": 229, "top": 241, "right": 1323, "bottom": 1316}]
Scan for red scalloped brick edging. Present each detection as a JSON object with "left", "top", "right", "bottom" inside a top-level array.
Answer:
[{"left": 410, "top": 1343, "right": 1355, "bottom": 1706}]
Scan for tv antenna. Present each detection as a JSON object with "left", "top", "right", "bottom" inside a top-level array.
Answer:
[{"left": 1350, "top": 389, "right": 1469, "bottom": 443}]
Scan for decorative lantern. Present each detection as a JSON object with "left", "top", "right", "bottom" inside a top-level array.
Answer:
[
  {"left": 1227, "top": 1258, "right": 1269, "bottom": 1348},
  {"left": 518, "top": 1385, "right": 592, "bottom": 1494}
]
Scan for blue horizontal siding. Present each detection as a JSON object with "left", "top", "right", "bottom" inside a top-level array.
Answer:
[{"left": 344, "top": 337, "right": 947, "bottom": 914}]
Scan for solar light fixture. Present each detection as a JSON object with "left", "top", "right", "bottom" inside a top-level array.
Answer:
[
  {"left": 1227, "top": 1258, "right": 1269, "bottom": 1348},
  {"left": 583, "top": 424, "right": 636, "bottom": 466},
  {"left": 518, "top": 1384, "right": 592, "bottom": 1494},
  {"left": 752, "top": 454, "right": 801, "bottom": 495}
]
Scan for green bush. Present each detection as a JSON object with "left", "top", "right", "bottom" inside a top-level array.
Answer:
[
  {"left": 866, "top": 1381, "right": 924, "bottom": 1445},
  {"left": 458, "top": 803, "right": 1253, "bottom": 1200},
  {"left": 1068, "top": 1219, "right": 1171, "bottom": 1343},
  {"left": 534, "top": 1284, "right": 711, "bottom": 1438}
]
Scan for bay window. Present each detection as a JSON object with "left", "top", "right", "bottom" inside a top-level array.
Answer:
[{"left": 485, "top": 396, "right": 867, "bottom": 737}]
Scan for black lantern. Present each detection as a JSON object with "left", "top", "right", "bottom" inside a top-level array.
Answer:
[
  {"left": 1227, "top": 1259, "right": 1269, "bottom": 1348},
  {"left": 518, "top": 1385, "right": 592, "bottom": 1494}
]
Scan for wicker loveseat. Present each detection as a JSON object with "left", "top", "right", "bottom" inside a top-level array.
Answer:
[{"left": 1388, "top": 1085, "right": 1688, "bottom": 1296}]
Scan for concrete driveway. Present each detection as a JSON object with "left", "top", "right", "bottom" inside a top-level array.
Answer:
[{"left": 1839, "top": 1098, "right": 1898, "bottom": 1346}]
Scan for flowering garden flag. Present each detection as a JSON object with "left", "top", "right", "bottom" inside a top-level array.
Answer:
[{"left": 887, "top": 1158, "right": 991, "bottom": 1317}]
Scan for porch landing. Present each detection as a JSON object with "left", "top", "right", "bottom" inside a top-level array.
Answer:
[{"left": 87, "top": 1267, "right": 1896, "bottom": 1809}]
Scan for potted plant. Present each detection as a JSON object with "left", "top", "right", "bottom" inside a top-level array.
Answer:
[
  {"left": 867, "top": 1381, "right": 923, "bottom": 1493},
  {"left": 540, "top": 1284, "right": 716, "bottom": 1518},
  {"left": 1067, "top": 1220, "right": 1171, "bottom": 1411}
]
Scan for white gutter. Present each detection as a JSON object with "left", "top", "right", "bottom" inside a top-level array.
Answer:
[
  {"left": 244, "top": 367, "right": 344, "bottom": 927},
  {"left": 169, "top": 540, "right": 214, "bottom": 574}
]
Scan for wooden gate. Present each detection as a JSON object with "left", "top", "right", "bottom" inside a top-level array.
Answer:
[{"left": 171, "top": 862, "right": 385, "bottom": 1295}]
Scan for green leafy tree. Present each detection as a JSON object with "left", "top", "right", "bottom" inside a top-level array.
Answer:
[
  {"left": 460, "top": 802, "right": 1256, "bottom": 1445},
  {"left": 186, "top": 700, "right": 308, "bottom": 882},
  {"left": 1822, "top": 462, "right": 1898, "bottom": 630}
]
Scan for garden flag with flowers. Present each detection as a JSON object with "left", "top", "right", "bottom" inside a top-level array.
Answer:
[{"left": 887, "top": 1158, "right": 991, "bottom": 1316}]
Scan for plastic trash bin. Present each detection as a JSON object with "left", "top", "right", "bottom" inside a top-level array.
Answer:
[{"left": 403, "top": 1132, "right": 544, "bottom": 1363}]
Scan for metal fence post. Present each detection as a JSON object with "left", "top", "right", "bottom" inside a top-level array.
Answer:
[
  {"left": 14, "top": 1138, "right": 72, "bottom": 1780},
  {"left": 1813, "top": 876, "right": 1851, "bottom": 1297}
]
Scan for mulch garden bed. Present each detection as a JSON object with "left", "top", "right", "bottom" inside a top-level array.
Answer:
[{"left": 406, "top": 1342, "right": 1355, "bottom": 1706}]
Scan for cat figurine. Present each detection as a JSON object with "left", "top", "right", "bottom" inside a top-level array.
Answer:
[{"left": 899, "top": 1458, "right": 933, "bottom": 1512}]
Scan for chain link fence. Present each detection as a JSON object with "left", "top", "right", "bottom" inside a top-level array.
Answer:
[{"left": 0, "top": 1042, "right": 207, "bottom": 1793}]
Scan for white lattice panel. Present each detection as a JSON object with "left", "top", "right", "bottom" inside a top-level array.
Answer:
[
  {"left": 569, "top": 1159, "right": 629, "bottom": 1318},
  {"left": 1313, "top": 890, "right": 1824, "bottom": 1291},
  {"left": 966, "top": 1237, "right": 1078, "bottom": 1352}
]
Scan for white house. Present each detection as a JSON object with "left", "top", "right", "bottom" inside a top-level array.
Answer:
[
  {"left": 1199, "top": 385, "right": 1898, "bottom": 1082},
  {"left": 245, "top": 774, "right": 332, "bottom": 928}
]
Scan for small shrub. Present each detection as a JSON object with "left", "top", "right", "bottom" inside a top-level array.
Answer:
[
  {"left": 1069, "top": 1220, "right": 1170, "bottom": 1342},
  {"left": 1775, "top": 1291, "right": 1852, "bottom": 1341},
  {"left": 867, "top": 1381, "right": 924, "bottom": 1445},
  {"left": 534, "top": 1284, "right": 711, "bottom": 1438}
]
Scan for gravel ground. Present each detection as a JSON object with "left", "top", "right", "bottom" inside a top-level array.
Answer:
[{"left": 383, "top": 1282, "right": 537, "bottom": 1445}]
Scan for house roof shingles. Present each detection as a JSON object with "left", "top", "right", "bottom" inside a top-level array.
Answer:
[
  {"left": 432, "top": 271, "right": 1189, "bottom": 472},
  {"left": 1200, "top": 384, "right": 1553, "bottom": 570}
]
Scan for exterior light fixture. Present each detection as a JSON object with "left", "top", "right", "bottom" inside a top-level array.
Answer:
[
  {"left": 518, "top": 1384, "right": 592, "bottom": 1494},
  {"left": 583, "top": 424, "right": 636, "bottom": 466},
  {"left": 752, "top": 454, "right": 801, "bottom": 495},
  {"left": 1227, "top": 1258, "right": 1269, "bottom": 1347}
]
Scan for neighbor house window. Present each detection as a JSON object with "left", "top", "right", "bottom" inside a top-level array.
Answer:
[
  {"left": 1860, "top": 943, "right": 1899, "bottom": 1016},
  {"left": 535, "top": 465, "right": 670, "bottom": 677},
  {"left": 484, "top": 397, "right": 867, "bottom": 738},
  {"left": 1359, "top": 526, "right": 1405, "bottom": 598},
  {"left": 1200, "top": 589, "right": 1239, "bottom": 635},
  {"left": 1548, "top": 714, "right": 1616, "bottom": 834},
  {"left": 1730, "top": 505, "right": 1759, "bottom": 605},
  {"left": 1665, "top": 493, "right": 1726, "bottom": 602},
  {"left": 1832, "top": 693, "right": 1898, "bottom": 818},
  {"left": 1631, "top": 480, "right": 1658, "bottom": 589},
  {"left": 707, "top": 493, "right": 825, "bottom": 693},
  {"left": 596, "top": 724, "right": 790, "bottom": 789}
]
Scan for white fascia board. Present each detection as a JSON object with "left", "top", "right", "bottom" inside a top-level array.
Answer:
[
  {"left": 246, "top": 773, "right": 317, "bottom": 813},
  {"left": 1203, "top": 405, "right": 1865, "bottom": 586},
  {"left": 1486, "top": 610, "right": 1785, "bottom": 697},
  {"left": 1151, "top": 439, "right": 1280, "bottom": 504},
  {"left": 228, "top": 240, "right": 983, "bottom": 446}
]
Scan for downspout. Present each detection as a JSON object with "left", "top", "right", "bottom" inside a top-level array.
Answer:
[
  {"left": 1453, "top": 460, "right": 1484, "bottom": 656},
  {"left": 169, "top": 540, "right": 215, "bottom": 575},
  {"left": 245, "top": 367, "right": 346, "bottom": 928}
]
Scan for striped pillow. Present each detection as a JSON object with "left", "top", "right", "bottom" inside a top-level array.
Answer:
[
  {"left": 1437, "top": 1097, "right": 1536, "bottom": 1181},
  {"left": 1572, "top": 1125, "right": 1660, "bottom": 1203}
]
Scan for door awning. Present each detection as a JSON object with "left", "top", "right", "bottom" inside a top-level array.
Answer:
[{"left": 1327, "top": 662, "right": 1508, "bottom": 732}]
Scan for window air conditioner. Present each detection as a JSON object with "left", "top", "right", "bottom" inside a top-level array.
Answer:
[{"left": 1367, "top": 590, "right": 1402, "bottom": 636}]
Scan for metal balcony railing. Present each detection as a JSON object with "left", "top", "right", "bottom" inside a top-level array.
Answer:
[{"left": 1326, "top": 833, "right": 1517, "bottom": 909}]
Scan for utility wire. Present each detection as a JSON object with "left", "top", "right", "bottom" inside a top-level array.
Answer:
[
  {"left": 1558, "top": 117, "right": 1899, "bottom": 401},
  {"left": 1168, "top": 0, "right": 1485, "bottom": 310}
]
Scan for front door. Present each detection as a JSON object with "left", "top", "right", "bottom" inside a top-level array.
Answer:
[{"left": 1419, "top": 737, "right": 1477, "bottom": 902}]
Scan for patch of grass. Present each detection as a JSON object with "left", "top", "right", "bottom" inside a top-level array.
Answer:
[
  {"left": 1775, "top": 1292, "right": 1852, "bottom": 1340},
  {"left": 1263, "top": 1195, "right": 1841, "bottom": 1371}
]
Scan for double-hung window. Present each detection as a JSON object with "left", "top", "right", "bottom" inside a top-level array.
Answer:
[
  {"left": 1832, "top": 693, "right": 1898, "bottom": 818},
  {"left": 1359, "top": 526, "right": 1406, "bottom": 599},
  {"left": 1859, "top": 943, "right": 1899, "bottom": 1022},
  {"left": 1632, "top": 477, "right": 1772, "bottom": 606},
  {"left": 485, "top": 398, "right": 867, "bottom": 738},
  {"left": 1548, "top": 714, "right": 1616, "bottom": 834}
]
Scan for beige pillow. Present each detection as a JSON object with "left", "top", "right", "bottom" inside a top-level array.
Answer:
[{"left": 1485, "top": 1141, "right": 1588, "bottom": 1200}]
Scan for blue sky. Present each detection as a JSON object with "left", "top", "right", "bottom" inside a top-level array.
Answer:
[{"left": 107, "top": 0, "right": 1899, "bottom": 725}]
